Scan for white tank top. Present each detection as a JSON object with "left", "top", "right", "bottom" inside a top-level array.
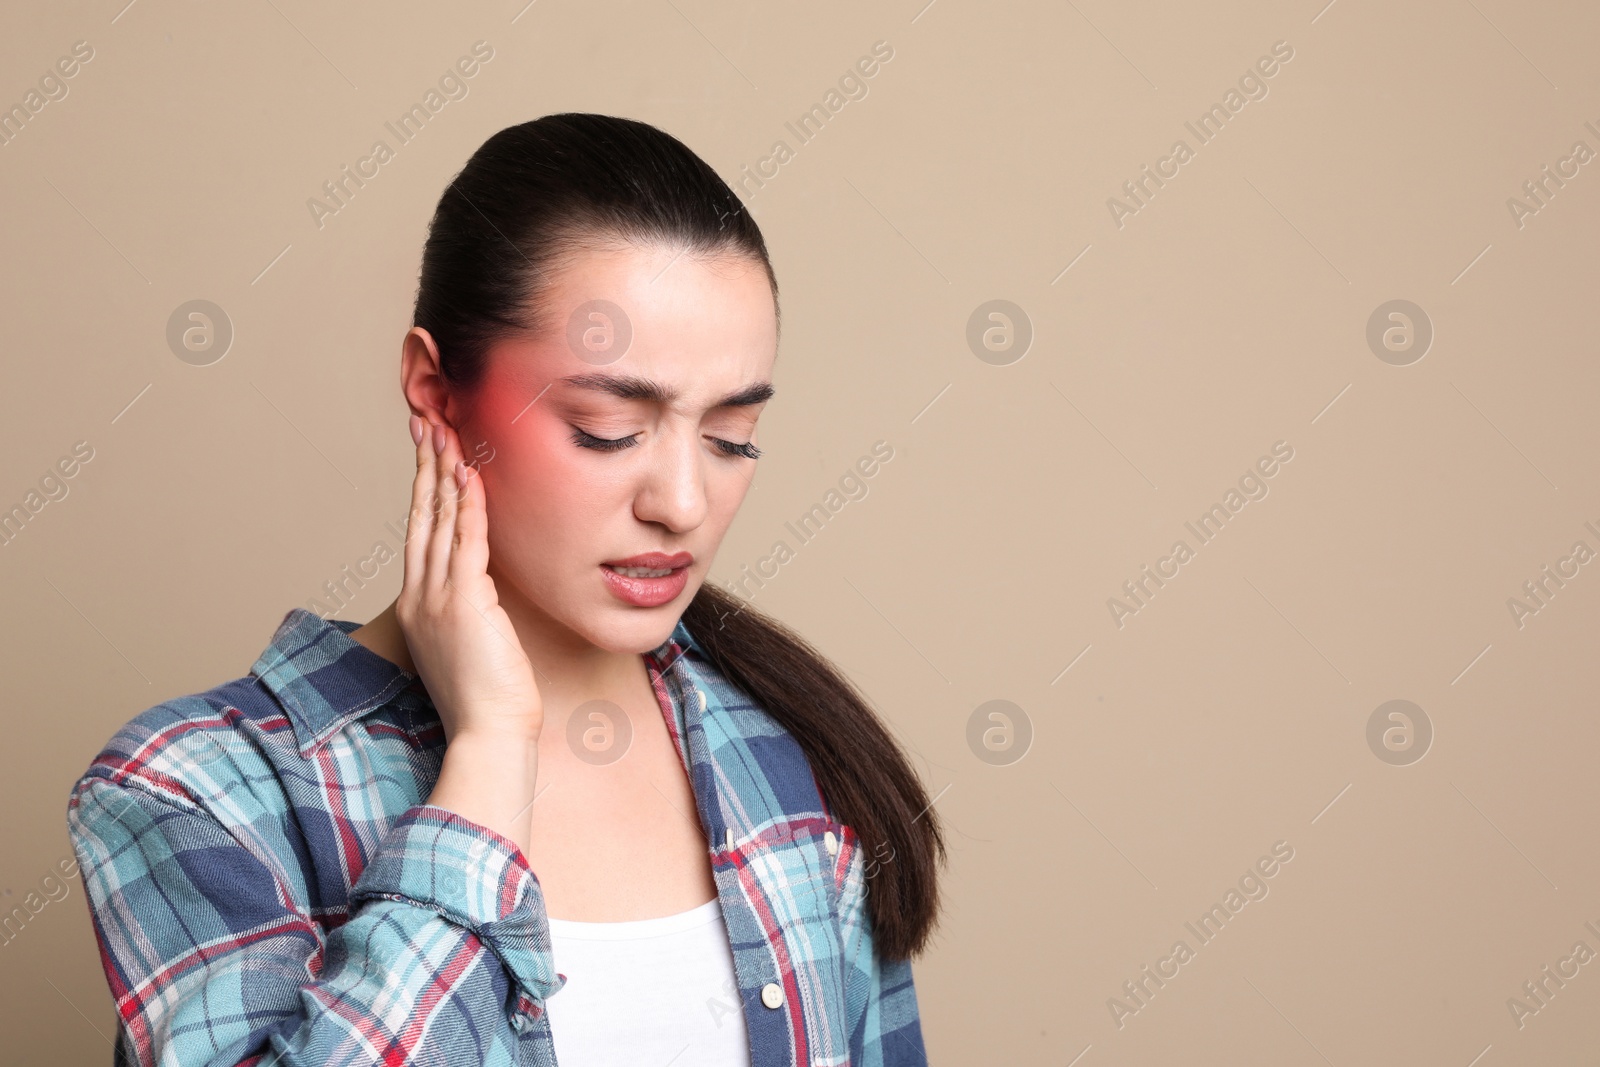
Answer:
[{"left": 544, "top": 896, "right": 753, "bottom": 1066}]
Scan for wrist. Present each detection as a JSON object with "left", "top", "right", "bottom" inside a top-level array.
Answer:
[
  {"left": 428, "top": 733, "right": 541, "bottom": 858},
  {"left": 447, "top": 727, "right": 542, "bottom": 760}
]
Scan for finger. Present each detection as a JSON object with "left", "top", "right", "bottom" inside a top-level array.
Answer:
[
  {"left": 448, "top": 454, "right": 490, "bottom": 594},
  {"left": 403, "top": 414, "right": 439, "bottom": 601},
  {"left": 425, "top": 421, "right": 462, "bottom": 596}
]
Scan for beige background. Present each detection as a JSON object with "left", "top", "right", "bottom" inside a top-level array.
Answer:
[{"left": 3, "top": 0, "right": 1598, "bottom": 1062}]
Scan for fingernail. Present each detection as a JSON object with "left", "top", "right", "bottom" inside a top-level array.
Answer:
[
  {"left": 409, "top": 415, "right": 423, "bottom": 446},
  {"left": 455, "top": 460, "right": 470, "bottom": 488},
  {"left": 433, "top": 423, "right": 446, "bottom": 454}
]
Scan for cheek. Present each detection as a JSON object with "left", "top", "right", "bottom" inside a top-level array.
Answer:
[
  {"left": 478, "top": 441, "right": 624, "bottom": 563},
  {"left": 709, "top": 469, "right": 752, "bottom": 525},
  {"left": 480, "top": 444, "right": 561, "bottom": 536}
]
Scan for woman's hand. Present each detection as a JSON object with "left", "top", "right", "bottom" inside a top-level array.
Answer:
[{"left": 401, "top": 413, "right": 543, "bottom": 856}]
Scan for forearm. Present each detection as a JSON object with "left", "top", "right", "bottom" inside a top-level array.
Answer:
[
  {"left": 115, "top": 897, "right": 511, "bottom": 1067},
  {"left": 70, "top": 780, "right": 563, "bottom": 1067}
]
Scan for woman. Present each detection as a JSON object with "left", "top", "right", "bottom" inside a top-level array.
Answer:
[{"left": 68, "top": 113, "right": 944, "bottom": 1066}]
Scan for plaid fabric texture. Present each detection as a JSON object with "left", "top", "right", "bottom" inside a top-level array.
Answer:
[{"left": 68, "top": 607, "right": 928, "bottom": 1066}]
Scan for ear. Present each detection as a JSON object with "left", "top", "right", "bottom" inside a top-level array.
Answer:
[
  {"left": 402, "top": 328, "right": 494, "bottom": 468},
  {"left": 401, "top": 327, "right": 451, "bottom": 426}
]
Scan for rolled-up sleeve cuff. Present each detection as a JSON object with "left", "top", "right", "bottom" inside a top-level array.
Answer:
[{"left": 350, "top": 804, "right": 567, "bottom": 1002}]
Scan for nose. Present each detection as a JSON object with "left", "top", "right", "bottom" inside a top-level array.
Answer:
[{"left": 632, "top": 425, "right": 709, "bottom": 534}]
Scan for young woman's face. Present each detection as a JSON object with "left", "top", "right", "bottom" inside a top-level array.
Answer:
[{"left": 459, "top": 241, "right": 777, "bottom": 654}]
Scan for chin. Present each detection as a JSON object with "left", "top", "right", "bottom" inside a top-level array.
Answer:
[{"left": 579, "top": 604, "right": 685, "bottom": 656}]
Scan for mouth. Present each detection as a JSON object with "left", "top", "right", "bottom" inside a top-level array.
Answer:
[
  {"left": 599, "top": 551, "right": 694, "bottom": 607},
  {"left": 601, "top": 551, "right": 694, "bottom": 573},
  {"left": 605, "top": 565, "right": 677, "bottom": 578}
]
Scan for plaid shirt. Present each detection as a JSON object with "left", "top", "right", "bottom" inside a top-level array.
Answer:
[{"left": 68, "top": 607, "right": 928, "bottom": 1066}]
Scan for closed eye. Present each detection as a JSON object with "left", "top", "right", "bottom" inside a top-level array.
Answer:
[
  {"left": 718, "top": 439, "right": 762, "bottom": 459},
  {"left": 569, "top": 426, "right": 762, "bottom": 460},
  {"left": 570, "top": 427, "right": 636, "bottom": 453}
]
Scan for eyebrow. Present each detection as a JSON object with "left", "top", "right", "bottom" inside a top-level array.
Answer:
[{"left": 557, "top": 373, "right": 775, "bottom": 409}]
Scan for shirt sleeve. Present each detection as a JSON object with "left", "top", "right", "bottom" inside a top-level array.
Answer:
[
  {"left": 67, "top": 774, "right": 565, "bottom": 1067},
  {"left": 835, "top": 824, "right": 931, "bottom": 1067}
]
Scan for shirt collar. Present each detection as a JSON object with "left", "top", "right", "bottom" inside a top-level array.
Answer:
[{"left": 250, "top": 607, "right": 704, "bottom": 755}]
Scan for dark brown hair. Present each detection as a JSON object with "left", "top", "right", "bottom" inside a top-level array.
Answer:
[{"left": 413, "top": 113, "right": 943, "bottom": 960}]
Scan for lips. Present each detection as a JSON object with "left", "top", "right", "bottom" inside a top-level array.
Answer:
[{"left": 599, "top": 552, "right": 693, "bottom": 608}]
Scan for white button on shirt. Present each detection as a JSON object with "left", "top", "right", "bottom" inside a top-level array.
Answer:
[{"left": 544, "top": 897, "right": 752, "bottom": 1066}]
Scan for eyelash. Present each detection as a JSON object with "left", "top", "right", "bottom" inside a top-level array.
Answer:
[{"left": 569, "top": 427, "right": 762, "bottom": 460}]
